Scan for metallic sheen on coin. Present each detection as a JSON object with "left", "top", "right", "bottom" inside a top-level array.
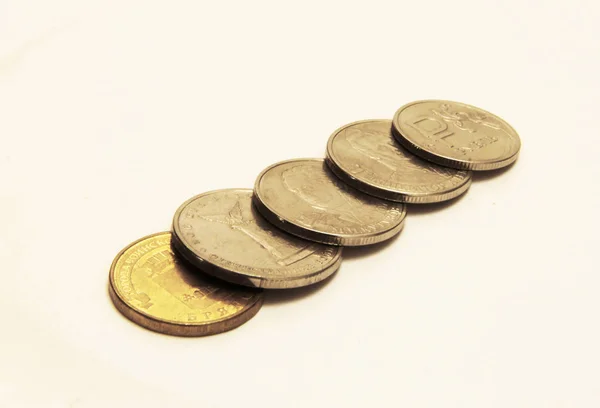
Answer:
[
  {"left": 171, "top": 189, "right": 342, "bottom": 289},
  {"left": 326, "top": 119, "right": 472, "bottom": 203},
  {"left": 392, "top": 100, "right": 521, "bottom": 171},
  {"left": 109, "top": 232, "right": 263, "bottom": 336},
  {"left": 253, "top": 158, "right": 407, "bottom": 246}
]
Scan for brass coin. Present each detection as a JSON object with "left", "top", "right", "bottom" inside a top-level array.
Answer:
[
  {"left": 109, "top": 232, "right": 263, "bottom": 336},
  {"left": 171, "top": 189, "right": 342, "bottom": 289},
  {"left": 326, "top": 119, "right": 472, "bottom": 203},
  {"left": 392, "top": 100, "right": 521, "bottom": 171},
  {"left": 253, "top": 158, "right": 406, "bottom": 246}
]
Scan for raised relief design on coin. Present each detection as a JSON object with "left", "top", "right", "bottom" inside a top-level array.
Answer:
[
  {"left": 393, "top": 100, "right": 521, "bottom": 170},
  {"left": 109, "top": 232, "right": 263, "bottom": 336},
  {"left": 326, "top": 120, "right": 472, "bottom": 203},
  {"left": 254, "top": 159, "right": 406, "bottom": 246},
  {"left": 201, "top": 198, "right": 316, "bottom": 266},
  {"left": 281, "top": 164, "right": 378, "bottom": 228},
  {"left": 172, "top": 189, "right": 342, "bottom": 289}
]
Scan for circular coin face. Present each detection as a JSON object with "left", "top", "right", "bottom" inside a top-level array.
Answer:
[
  {"left": 109, "top": 232, "right": 263, "bottom": 336},
  {"left": 392, "top": 100, "right": 521, "bottom": 170},
  {"left": 172, "top": 189, "right": 342, "bottom": 289},
  {"left": 326, "top": 119, "right": 472, "bottom": 203},
  {"left": 254, "top": 159, "right": 407, "bottom": 246}
]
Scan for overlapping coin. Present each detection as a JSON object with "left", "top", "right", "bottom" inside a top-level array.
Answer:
[
  {"left": 109, "top": 98, "right": 521, "bottom": 336},
  {"left": 326, "top": 119, "right": 472, "bottom": 203},
  {"left": 253, "top": 158, "right": 407, "bottom": 246},
  {"left": 172, "top": 189, "right": 342, "bottom": 289},
  {"left": 392, "top": 100, "right": 521, "bottom": 170},
  {"left": 109, "top": 232, "right": 264, "bottom": 336}
]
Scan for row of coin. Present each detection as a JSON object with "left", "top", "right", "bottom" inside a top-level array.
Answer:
[{"left": 108, "top": 100, "right": 521, "bottom": 336}]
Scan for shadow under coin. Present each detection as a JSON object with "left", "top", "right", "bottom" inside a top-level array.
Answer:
[
  {"left": 263, "top": 271, "right": 338, "bottom": 305},
  {"left": 342, "top": 232, "right": 401, "bottom": 261},
  {"left": 471, "top": 160, "right": 518, "bottom": 183},
  {"left": 406, "top": 192, "right": 467, "bottom": 217}
]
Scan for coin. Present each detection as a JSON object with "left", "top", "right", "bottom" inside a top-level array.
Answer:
[
  {"left": 171, "top": 189, "right": 342, "bottom": 289},
  {"left": 253, "top": 158, "right": 407, "bottom": 246},
  {"left": 326, "top": 119, "right": 472, "bottom": 203},
  {"left": 109, "top": 232, "right": 263, "bottom": 336},
  {"left": 392, "top": 100, "right": 521, "bottom": 170}
]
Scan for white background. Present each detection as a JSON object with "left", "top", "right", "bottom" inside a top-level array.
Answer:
[{"left": 1, "top": 1, "right": 599, "bottom": 407}]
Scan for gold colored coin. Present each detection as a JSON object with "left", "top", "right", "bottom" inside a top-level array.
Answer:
[
  {"left": 109, "top": 232, "right": 263, "bottom": 336},
  {"left": 392, "top": 100, "right": 521, "bottom": 170},
  {"left": 253, "top": 158, "right": 407, "bottom": 246},
  {"left": 326, "top": 119, "right": 472, "bottom": 203},
  {"left": 171, "top": 189, "right": 342, "bottom": 289}
]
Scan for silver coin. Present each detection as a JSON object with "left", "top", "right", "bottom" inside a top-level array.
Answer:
[
  {"left": 326, "top": 119, "right": 472, "bottom": 203},
  {"left": 172, "top": 189, "right": 342, "bottom": 289},
  {"left": 253, "top": 158, "right": 407, "bottom": 246}
]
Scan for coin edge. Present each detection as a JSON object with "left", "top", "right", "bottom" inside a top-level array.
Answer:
[
  {"left": 108, "top": 281, "right": 263, "bottom": 336},
  {"left": 171, "top": 189, "right": 344, "bottom": 288},
  {"left": 325, "top": 120, "right": 472, "bottom": 202},
  {"left": 108, "top": 231, "right": 264, "bottom": 335},
  {"left": 392, "top": 99, "right": 521, "bottom": 171},
  {"left": 253, "top": 161, "right": 407, "bottom": 246}
]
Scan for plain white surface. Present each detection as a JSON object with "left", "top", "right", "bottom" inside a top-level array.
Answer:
[{"left": 1, "top": 1, "right": 599, "bottom": 407}]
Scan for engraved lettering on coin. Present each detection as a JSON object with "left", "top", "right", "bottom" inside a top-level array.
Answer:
[
  {"left": 408, "top": 103, "right": 507, "bottom": 155},
  {"left": 393, "top": 100, "right": 521, "bottom": 170},
  {"left": 109, "top": 232, "right": 263, "bottom": 336},
  {"left": 326, "top": 120, "right": 471, "bottom": 203}
]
